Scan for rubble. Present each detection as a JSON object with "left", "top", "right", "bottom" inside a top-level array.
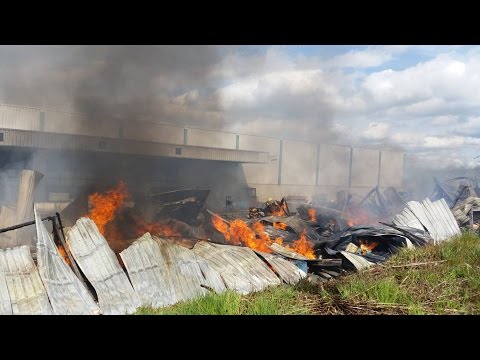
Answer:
[{"left": 0, "top": 174, "right": 469, "bottom": 315}]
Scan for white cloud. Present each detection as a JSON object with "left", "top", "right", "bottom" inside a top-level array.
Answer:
[
  {"left": 362, "top": 122, "right": 390, "bottom": 140},
  {"left": 328, "top": 48, "right": 392, "bottom": 68}
]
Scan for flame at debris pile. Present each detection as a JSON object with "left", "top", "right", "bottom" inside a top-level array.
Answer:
[
  {"left": 359, "top": 239, "right": 379, "bottom": 255},
  {"left": 57, "top": 244, "right": 71, "bottom": 266},
  {"left": 86, "top": 181, "right": 128, "bottom": 235},
  {"left": 284, "top": 230, "right": 315, "bottom": 259},
  {"left": 273, "top": 222, "right": 288, "bottom": 230},
  {"left": 132, "top": 217, "right": 182, "bottom": 238},
  {"left": 86, "top": 181, "right": 182, "bottom": 241},
  {"left": 308, "top": 208, "right": 316, "bottom": 222},
  {"left": 211, "top": 215, "right": 315, "bottom": 258}
]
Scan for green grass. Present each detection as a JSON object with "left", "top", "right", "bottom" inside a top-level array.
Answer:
[
  {"left": 136, "top": 232, "right": 480, "bottom": 315},
  {"left": 136, "top": 285, "right": 310, "bottom": 315}
]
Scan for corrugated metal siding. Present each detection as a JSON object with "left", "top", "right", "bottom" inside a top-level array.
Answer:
[
  {"left": 0, "top": 129, "right": 269, "bottom": 164},
  {"left": 66, "top": 218, "right": 140, "bottom": 315},
  {"left": 193, "top": 242, "right": 280, "bottom": 295},
  {"left": 187, "top": 128, "right": 237, "bottom": 149},
  {"left": 123, "top": 122, "right": 184, "bottom": 144},
  {"left": 0, "top": 105, "right": 41, "bottom": 131},
  {"left": 254, "top": 251, "right": 306, "bottom": 284},
  {"left": 0, "top": 246, "right": 53, "bottom": 315},
  {"left": 120, "top": 233, "right": 226, "bottom": 308},
  {"left": 0, "top": 268, "right": 12, "bottom": 314},
  {"left": 392, "top": 207, "right": 425, "bottom": 230},
  {"left": 35, "top": 207, "right": 100, "bottom": 315},
  {"left": 393, "top": 198, "right": 460, "bottom": 244}
]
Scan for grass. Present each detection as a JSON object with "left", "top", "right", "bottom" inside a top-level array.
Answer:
[
  {"left": 136, "top": 232, "right": 480, "bottom": 315},
  {"left": 136, "top": 285, "right": 310, "bottom": 315}
]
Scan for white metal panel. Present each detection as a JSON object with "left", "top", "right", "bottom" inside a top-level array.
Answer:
[
  {"left": 120, "top": 233, "right": 226, "bottom": 308},
  {"left": 35, "top": 207, "right": 101, "bottom": 315},
  {"left": 0, "top": 246, "right": 53, "bottom": 315},
  {"left": 66, "top": 218, "right": 140, "bottom": 315},
  {"left": 0, "top": 268, "right": 12, "bottom": 315},
  {"left": 193, "top": 242, "right": 280, "bottom": 295},
  {"left": 406, "top": 201, "right": 439, "bottom": 243},
  {"left": 254, "top": 251, "right": 306, "bottom": 284}
]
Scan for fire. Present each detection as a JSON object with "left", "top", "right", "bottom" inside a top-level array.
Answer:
[
  {"left": 273, "top": 222, "right": 288, "bottom": 230},
  {"left": 359, "top": 239, "right": 379, "bottom": 255},
  {"left": 86, "top": 181, "right": 128, "bottom": 235},
  {"left": 57, "top": 244, "right": 71, "bottom": 266},
  {"left": 86, "top": 181, "right": 182, "bottom": 241},
  {"left": 211, "top": 215, "right": 314, "bottom": 258},
  {"left": 133, "top": 217, "right": 182, "bottom": 238},
  {"left": 308, "top": 208, "right": 316, "bottom": 222},
  {"left": 284, "top": 231, "right": 316, "bottom": 259}
]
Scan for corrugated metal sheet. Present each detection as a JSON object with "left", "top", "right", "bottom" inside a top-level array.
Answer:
[
  {"left": 340, "top": 251, "right": 374, "bottom": 272},
  {"left": 269, "top": 243, "right": 310, "bottom": 261},
  {"left": 0, "top": 104, "right": 41, "bottom": 131},
  {"left": 393, "top": 198, "right": 460, "bottom": 244},
  {"left": 14, "top": 170, "right": 44, "bottom": 249},
  {"left": 187, "top": 128, "right": 237, "bottom": 149},
  {"left": 254, "top": 251, "right": 306, "bottom": 284},
  {"left": 452, "top": 196, "right": 480, "bottom": 226},
  {"left": 0, "top": 268, "right": 12, "bottom": 314},
  {"left": 35, "top": 207, "right": 100, "bottom": 315},
  {"left": 120, "top": 233, "right": 226, "bottom": 308},
  {"left": 193, "top": 242, "right": 280, "bottom": 295},
  {"left": 0, "top": 246, "right": 53, "bottom": 315},
  {"left": 392, "top": 207, "right": 425, "bottom": 230},
  {"left": 0, "top": 205, "right": 17, "bottom": 249},
  {"left": 0, "top": 128, "right": 268, "bottom": 164},
  {"left": 66, "top": 218, "right": 140, "bottom": 315}
]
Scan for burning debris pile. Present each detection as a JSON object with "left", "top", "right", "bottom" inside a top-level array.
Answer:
[{"left": 0, "top": 176, "right": 464, "bottom": 315}]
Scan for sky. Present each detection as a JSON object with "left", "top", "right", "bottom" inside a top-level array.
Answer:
[{"left": 1, "top": 45, "right": 480, "bottom": 170}]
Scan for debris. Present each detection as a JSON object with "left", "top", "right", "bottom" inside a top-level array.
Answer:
[
  {"left": 147, "top": 189, "right": 211, "bottom": 225},
  {"left": 451, "top": 196, "right": 480, "bottom": 229},
  {"left": 66, "top": 217, "right": 141, "bottom": 315},
  {"left": 431, "top": 177, "right": 479, "bottom": 207},
  {"left": 248, "top": 197, "right": 290, "bottom": 218},
  {"left": 393, "top": 198, "right": 460, "bottom": 244},
  {"left": 193, "top": 241, "right": 280, "bottom": 295},
  {"left": 120, "top": 233, "right": 226, "bottom": 308},
  {"left": 254, "top": 251, "right": 307, "bottom": 285},
  {"left": 35, "top": 206, "right": 100, "bottom": 315},
  {"left": 0, "top": 246, "right": 53, "bottom": 315},
  {"left": 339, "top": 251, "right": 374, "bottom": 272},
  {"left": 345, "top": 243, "right": 359, "bottom": 253}
]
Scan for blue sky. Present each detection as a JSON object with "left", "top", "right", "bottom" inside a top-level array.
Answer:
[{"left": 1, "top": 45, "right": 480, "bottom": 170}]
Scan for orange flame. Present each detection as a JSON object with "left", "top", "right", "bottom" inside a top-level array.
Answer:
[
  {"left": 308, "top": 208, "right": 316, "bottom": 222},
  {"left": 359, "top": 239, "right": 379, "bottom": 255},
  {"left": 133, "top": 218, "right": 182, "bottom": 238},
  {"left": 273, "top": 222, "right": 288, "bottom": 230},
  {"left": 86, "top": 181, "right": 128, "bottom": 235},
  {"left": 86, "top": 181, "right": 182, "bottom": 241},
  {"left": 211, "top": 215, "right": 314, "bottom": 258},
  {"left": 284, "top": 230, "right": 315, "bottom": 259},
  {"left": 57, "top": 244, "right": 71, "bottom": 266}
]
